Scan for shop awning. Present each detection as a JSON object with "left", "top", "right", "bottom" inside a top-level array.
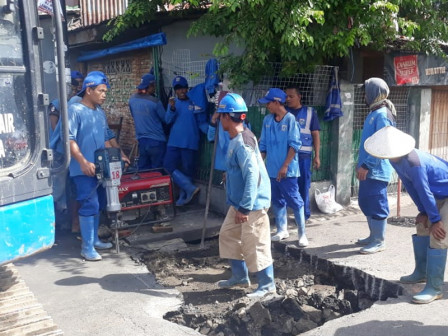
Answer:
[{"left": 77, "top": 32, "right": 167, "bottom": 62}]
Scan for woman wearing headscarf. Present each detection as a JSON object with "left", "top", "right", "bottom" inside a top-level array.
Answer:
[{"left": 356, "top": 78, "right": 396, "bottom": 254}]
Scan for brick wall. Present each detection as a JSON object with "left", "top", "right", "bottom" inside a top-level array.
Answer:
[{"left": 81, "top": 49, "right": 153, "bottom": 159}]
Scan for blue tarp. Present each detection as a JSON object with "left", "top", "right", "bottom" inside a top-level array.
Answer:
[
  {"left": 205, "top": 58, "right": 220, "bottom": 94},
  {"left": 187, "top": 83, "right": 208, "bottom": 112},
  {"left": 77, "top": 32, "right": 167, "bottom": 62},
  {"left": 323, "top": 67, "right": 343, "bottom": 122}
]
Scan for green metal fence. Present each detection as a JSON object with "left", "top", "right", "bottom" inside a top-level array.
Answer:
[
  {"left": 196, "top": 104, "right": 332, "bottom": 185},
  {"left": 179, "top": 64, "right": 337, "bottom": 186}
]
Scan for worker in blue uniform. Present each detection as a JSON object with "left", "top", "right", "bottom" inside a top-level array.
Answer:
[
  {"left": 50, "top": 69, "right": 122, "bottom": 225},
  {"left": 68, "top": 71, "right": 115, "bottom": 261},
  {"left": 70, "top": 70, "right": 84, "bottom": 98},
  {"left": 164, "top": 76, "right": 208, "bottom": 206},
  {"left": 285, "top": 86, "right": 321, "bottom": 221},
  {"left": 258, "top": 88, "right": 308, "bottom": 247},
  {"left": 129, "top": 73, "right": 166, "bottom": 170},
  {"left": 69, "top": 72, "right": 118, "bottom": 143},
  {"left": 49, "top": 70, "right": 122, "bottom": 231},
  {"left": 356, "top": 77, "right": 396, "bottom": 254},
  {"left": 49, "top": 69, "right": 88, "bottom": 156},
  {"left": 215, "top": 93, "right": 275, "bottom": 299},
  {"left": 365, "top": 126, "right": 448, "bottom": 304},
  {"left": 68, "top": 72, "right": 129, "bottom": 166},
  {"left": 48, "top": 99, "right": 68, "bottom": 221}
]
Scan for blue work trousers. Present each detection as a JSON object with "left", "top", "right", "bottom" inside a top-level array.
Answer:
[
  {"left": 298, "top": 156, "right": 312, "bottom": 219},
  {"left": 72, "top": 175, "right": 106, "bottom": 217},
  {"left": 163, "top": 146, "right": 197, "bottom": 178},
  {"left": 138, "top": 138, "right": 166, "bottom": 170},
  {"left": 358, "top": 178, "right": 389, "bottom": 220},
  {"left": 270, "top": 177, "right": 304, "bottom": 211}
]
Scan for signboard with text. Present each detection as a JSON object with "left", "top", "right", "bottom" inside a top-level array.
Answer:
[
  {"left": 394, "top": 55, "right": 419, "bottom": 85},
  {"left": 384, "top": 53, "right": 448, "bottom": 86}
]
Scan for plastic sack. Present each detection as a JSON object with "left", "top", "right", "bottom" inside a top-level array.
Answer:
[{"left": 315, "top": 185, "right": 343, "bottom": 214}]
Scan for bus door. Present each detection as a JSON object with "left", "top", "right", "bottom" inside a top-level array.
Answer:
[{"left": 0, "top": 0, "right": 59, "bottom": 264}]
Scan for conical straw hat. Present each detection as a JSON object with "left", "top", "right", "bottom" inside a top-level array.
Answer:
[{"left": 364, "top": 126, "right": 415, "bottom": 159}]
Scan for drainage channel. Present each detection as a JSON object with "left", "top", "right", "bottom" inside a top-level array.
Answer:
[
  {"left": 141, "top": 238, "right": 403, "bottom": 336},
  {"left": 0, "top": 264, "right": 63, "bottom": 336}
]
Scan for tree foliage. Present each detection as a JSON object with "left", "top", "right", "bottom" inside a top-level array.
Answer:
[
  {"left": 105, "top": 0, "right": 448, "bottom": 86},
  {"left": 103, "top": 1, "right": 208, "bottom": 42}
]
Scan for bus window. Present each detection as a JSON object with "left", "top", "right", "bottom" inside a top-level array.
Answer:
[
  {"left": 0, "top": 5, "right": 23, "bottom": 66},
  {"left": 0, "top": 2, "right": 30, "bottom": 173}
]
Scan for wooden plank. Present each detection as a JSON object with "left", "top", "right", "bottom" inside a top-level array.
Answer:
[{"left": 0, "top": 264, "right": 63, "bottom": 335}]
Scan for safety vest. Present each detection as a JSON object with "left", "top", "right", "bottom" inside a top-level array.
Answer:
[{"left": 298, "top": 107, "right": 313, "bottom": 154}]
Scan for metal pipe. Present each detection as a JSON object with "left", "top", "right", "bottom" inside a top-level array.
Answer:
[
  {"left": 50, "top": 0, "right": 70, "bottom": 175},
  {"left": 200, "top": 119, "right": 219, "bottom": 249},
  {"left": 397, "top": 178, "right": 401, "bottom": 217},
  {"left": 154, "top": 46, "right": 160, "bottom": 98},
  {"left": 113, "top": 213, "right": 120, "bottom": 253}
]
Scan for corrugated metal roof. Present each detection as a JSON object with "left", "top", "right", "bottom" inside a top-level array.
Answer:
[{"left": 80, "top": 0, "right": 128, "bottom": 26}]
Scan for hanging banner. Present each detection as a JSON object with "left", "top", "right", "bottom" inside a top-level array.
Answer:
[
  {"left": 384, "top": 52, "right": 448, "bottom": 86},
  {"left": 38, "top": 0, "right": 64, "bottom": 17},
  {"left": 393, "top": 55, "right": 419, "bottom": 85},
  {"left": 38, "top": 0, "right": 54, "bottom": 15}
]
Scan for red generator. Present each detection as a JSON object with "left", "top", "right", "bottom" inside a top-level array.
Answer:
[{"left": 117, "top": 169, "right": 175, "bottom": 228}]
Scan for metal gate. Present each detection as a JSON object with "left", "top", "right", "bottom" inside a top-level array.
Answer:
[{"left": 429, "top": 89, "right": 448, "bottom": 160}]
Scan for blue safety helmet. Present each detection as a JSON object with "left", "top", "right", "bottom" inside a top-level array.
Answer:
[
  {"left": 172, "top": 76, "right": 188, "bottom": 89},
  {"left": 217, "top": 93, "right": 248, "bottom": 120}
]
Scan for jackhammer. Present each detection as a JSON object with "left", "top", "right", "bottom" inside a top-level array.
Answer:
[{"left": 94, "top": 147, "right": 122, "bottom": 253}]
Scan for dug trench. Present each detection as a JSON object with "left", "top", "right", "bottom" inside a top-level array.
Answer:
[{"left": 139, "top": 238, "right": 404, "bottom": 336}]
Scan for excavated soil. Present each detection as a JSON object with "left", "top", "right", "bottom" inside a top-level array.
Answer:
[{"left": 141, "top": 240, "right": 377, "bottom": 336}]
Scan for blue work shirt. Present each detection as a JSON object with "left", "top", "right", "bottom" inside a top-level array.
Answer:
[
  {"left": 68, "top": 103, "right": 108, "bottom": 177},
  {"left": 49, "top": 99, "right": 64, "bottom": 154},
  {"left": 287, "top": 106, "right": 320, "bottom": 158},
  {"left": 165, "top": 99, "right": 208, "bottom": 150},
  {"left": 68, "top": 95, "right": 115, "bottom": 141},
  {"left": 259, "top": 112, "right": 301, "bottom": 178},
  {"left": 68, "top": 95, "right": 81, "bottom": 105},
  {"left": 357, "top": 106, "right": 395, "bottom": 182},
  {"left": 225, "top": 128, "right": 271, "bottom": 214},
  {"left": 129, "top": 93, "right": 166, "bottom": 142},
  {"left": 207, "top": 121, "right": 251, "bottom": 171},
  {"left": 391, "top": 149, "right": 448, "bottom": 224},
  {"left": 50, "top": 96, "right": 116, "bottom": 154}
]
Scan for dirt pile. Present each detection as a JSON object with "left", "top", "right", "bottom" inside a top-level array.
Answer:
[{"left": 142, "top": 240, "right": 376, "bottom": 335}]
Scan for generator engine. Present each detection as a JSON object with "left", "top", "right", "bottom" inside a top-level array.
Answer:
[
  {"left": 94, "top": 149, "right": 175, "bottom": 244},
  {"left": 118, "top": 169, "right": 175, "bottom": 227}
]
